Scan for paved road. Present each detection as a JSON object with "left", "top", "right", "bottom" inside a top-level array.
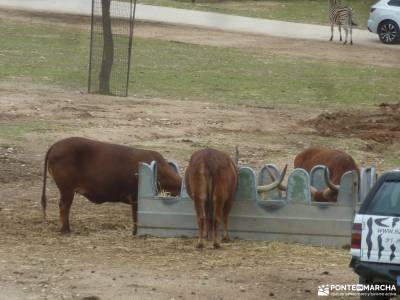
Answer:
[{"left": 0, "top": 0, "right": 394, "bottom": 48}]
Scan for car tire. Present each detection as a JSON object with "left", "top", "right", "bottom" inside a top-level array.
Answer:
[
  {"left": 359, "top": 276, "right": 391, "bottom": 300},
  {"left": 378, "top": 20, "right": 400, "bottom": 44}
]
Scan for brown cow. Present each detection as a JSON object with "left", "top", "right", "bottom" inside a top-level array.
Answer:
[
  {"left": 269, "top": 146, "right": 359, "bottom": 202},
  {"left": 185, "top": 148, "right": 238, "bottom": 249},
  {"left": 185, "top": 148, "right": 286, "bottom": 249},
  {"left": 41, "top": 137, "right": 182, "bottom": 235},
  {"left": 294, "top": 146, "right": 359, "bottom": 202}
]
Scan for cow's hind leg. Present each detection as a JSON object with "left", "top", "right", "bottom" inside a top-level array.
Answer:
[
  {"left": 59, "top": 189, "right": 74, "bottom": 234},
  {"left": 212, "top": 198, "right": 224, "bottom": 249},
  {"left": 339, "top": 24, "right": 342, "bottom": 41},
  {"left": 221, "top": 200, "right": 233, "bottom": 243},
  {"left": 203, "top": 199, "right": 209, "bottom": 239},
  {"left": 194, "top": 198, "right": 206, "bottom": 249}
]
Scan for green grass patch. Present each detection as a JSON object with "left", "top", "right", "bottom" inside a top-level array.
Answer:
[
  {"left": 0, "top": 143, "right": 15, "bottom": 149},
  {"left": 0, "top": 120, "right": 85, "bottom": 141},
  {"left": 0, "top": 18, "right": 399, "bottom": 110},
  {"left": 386, "top": 158, "right": 400, "bottom": 166},
  {"left": 0, "top": 20, "right": 89, "bottom": 87},
  {"left": 134, "top": 0, "right": 375, "bottom": 27},
  {"left": 132, "top": 38, "right": 400, "bottom": 108}
]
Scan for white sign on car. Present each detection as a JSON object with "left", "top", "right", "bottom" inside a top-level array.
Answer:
[{"left": 360, "top": 215, "right": 400, "bottom": 264}]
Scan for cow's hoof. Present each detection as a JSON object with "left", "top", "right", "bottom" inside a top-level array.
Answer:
[
  {"left": 221, "top": 236, "right": 230, "bottom": 243},
  {"left": 196, "top": 242, "right": 204, "bottom": 249},
  {"left": 213, "top": 242, "right": 221, "bottom": 249},
  {"left": 60, "top": 228, "right": 71, "bottom": 235}
]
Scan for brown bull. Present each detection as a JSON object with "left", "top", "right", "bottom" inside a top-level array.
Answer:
[
  {"left": 263, "top": 146, "right": 358, "bottom": 202},
  {"left": 186, "top": 148, "right": 286, "bottom": 249},
  {"left": 41, "top": 137, "right": 181, "bottom": 234},
  {"left": 185, "top": 148, "right": 238, "bottom": 249},
  {"left": 294, "top": 146, "right": 359, "bottom": 202}
]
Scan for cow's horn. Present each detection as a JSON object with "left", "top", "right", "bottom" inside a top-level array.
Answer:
[
  {"left": 324, "top": 167, "right": 340, "bottom": 192},
  {"left": 257, "top": 165, "right": 288, "bottom": 192},
  {"left": 310, "top": 185, "right": 318, "bottom": 197},
  {"left": 265, "top": 165, "right": 287, "bottom": 191}
]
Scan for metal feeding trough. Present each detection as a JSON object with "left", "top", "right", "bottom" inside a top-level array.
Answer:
[{"left": 138, "top": 161, "right": 376, "bottom": 247}]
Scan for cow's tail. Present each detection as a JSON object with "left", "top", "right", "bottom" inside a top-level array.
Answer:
[
  {"left": 41, "top": 146, "right": 51, "bottom": 220},
  {"left": 206, "top": 177, "right": 214, "bottom": 241}
]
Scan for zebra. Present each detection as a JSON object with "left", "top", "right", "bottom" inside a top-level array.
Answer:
[{"left": 329, "top": 0, "right": 356, "bottom": 45}]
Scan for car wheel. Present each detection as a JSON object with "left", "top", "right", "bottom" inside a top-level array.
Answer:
[
  {"left": 378, "top": 20, "right": 400, "bottom": 44},
  {"left": 359, "top": 276, "right": 391, "bottom": 300}
]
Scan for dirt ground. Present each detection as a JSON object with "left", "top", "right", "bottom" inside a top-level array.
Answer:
[
  {"left": 0, "top": 81, "right": 358, "bottom": 300},
  {"left": 1, "top": 9, "right": 400, "bottom": 300},
  {"left": 306, "top": 103, "right": 400, "bottom": 144}
]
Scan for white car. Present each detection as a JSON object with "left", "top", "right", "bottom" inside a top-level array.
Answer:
[{"left": 368, "top": 0, "right": 400, "bottom": 44}]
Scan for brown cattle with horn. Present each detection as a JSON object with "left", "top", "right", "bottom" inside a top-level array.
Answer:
[
  {"left": 185, "top": 148, "right": 238, "bottom": 249},
  {"left": 41, "top": 137, "right": 182, "bottom": 235},
  {"left": 268, "top": 146, "right": 359, "bottom": 202},
  {"left": 295, "top": 146, "right": 359, "bottom": 202},
  {"left": 186, "top": 148, "right": 287, "bottom": 249}
]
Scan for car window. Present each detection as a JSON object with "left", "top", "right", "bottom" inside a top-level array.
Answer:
[
  {"left": 367, "top": 181, "right": 400, "bottom": 215},
  {"left": 388, "top": 0, "right": 400, "bottom": 7}
]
